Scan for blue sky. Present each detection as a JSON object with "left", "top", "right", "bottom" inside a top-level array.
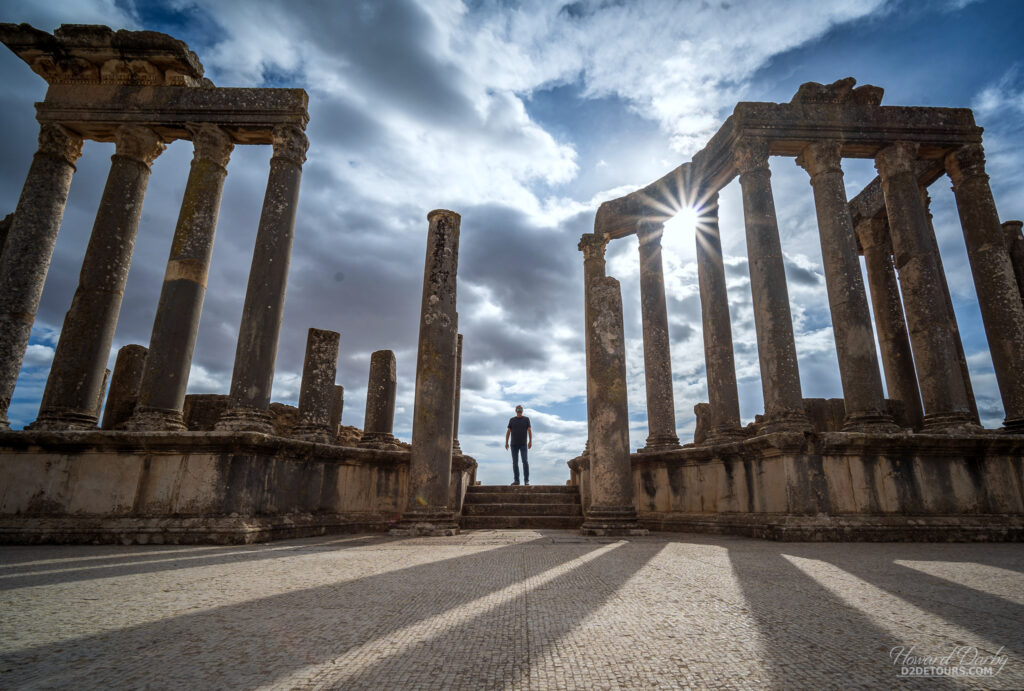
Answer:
[{"left": 1, "top": 0, "right": 1022, "bottom": 485}]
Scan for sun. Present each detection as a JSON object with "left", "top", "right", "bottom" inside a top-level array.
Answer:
[{"left": 663, "top": 206, "right": 701, "bottom": 237}]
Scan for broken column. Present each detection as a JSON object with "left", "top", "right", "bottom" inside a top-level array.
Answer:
[
  {"left": 329, "top": 385, "right": 344, "bottom": 438},
  {"left": 636, "top": 220, "right": 680, "bottom": 450},
  {"left": 734, "top": 137, "right": 809, "bottom": 433},
  {"left": 855, "top": 218, "right": 923, "bottom": 430},
  {"left": 695, "top": 191, "right": 744, "bottom": 442},
  {"left": 0, "top": 124, "right": 83, "bottom": 429},
  {"left": 101, "top": 344, "right": 148, "bottom": 430},
  {"left": 129, "top": 124, "right": 234, "bottom": 431},
  {"left": 360, "top": 349, "right": 397, "bottom": 447},
  {"left": 34, "top": 125, "right": 165, "bottom": 430},
  {"left": 293, "top": 328, "right": 340, "bottom": 443},
  {"left": 796, "top": 141, "right": 895, "bottom": 431},
  {"left": 452, "top": 334, "right": 464, "bottom": 455},
  {"left": 946, "top": 145, "right": 1024, "bottom": 432},
  {"left": 216, "top": 124, "right": 308, "bottom": 433},
  {"left": 875, "top": 142, "right": 977, "bottom": 431},
  {"left": 393, "top": 209, "right": 461, "bottom": 536},
  {"left": 1003, "top": 220, "right": 1024, "bottom": 303},
  {"left": 581, "top": 276, "right": 645, "bottom": 536}
]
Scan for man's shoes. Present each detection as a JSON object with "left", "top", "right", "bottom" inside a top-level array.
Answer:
[
  {"left": 511, "top": 481, "right": 520, "bottom": 486},
  {"left": 524, "top": 481, "right": 530, "bottom": 486}
]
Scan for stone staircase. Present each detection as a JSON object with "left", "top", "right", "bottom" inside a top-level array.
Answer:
[{"left": 460, "top": 485, "right": 583, "bottom": 529}]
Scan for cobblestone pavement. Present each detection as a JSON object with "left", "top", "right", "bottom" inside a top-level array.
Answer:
[{"left": 1, "top": 530, "right": 1022, "bottom": 689}]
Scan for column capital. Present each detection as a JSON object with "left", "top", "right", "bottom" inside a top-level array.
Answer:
[
  {"left": 188, "top": 123, "right": 234, "bottom": 168},
  {"left": 944, "top": 143, "right": 987, "bottom": 186},
  {"left": 635, "top": 219, "right": 664, "bottom": 247},
  {"left": 114, "top": 125, "right": 165, "bottom": 167},
  {"left": 37, "top": 123, "right": 83, "bottom": 167},
  {"left": 795, "top": 140, "right": 843, "bottom": 179},
  {"left": 874, "top": 142, "right": 919, "bottom": 181},
  {"left": 271, "top": 124, "right": 309, "bottom": 166},
  {"left": 733, "top": 137, "right": 770, "bottom": 175},
  {"left": 578, "top": 232, "right": 609, "bottom": 261}
]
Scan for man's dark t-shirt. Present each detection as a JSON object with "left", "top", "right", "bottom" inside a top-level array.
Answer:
[{"left": 508, "top": 416, "right": 531, "bottom": 446}]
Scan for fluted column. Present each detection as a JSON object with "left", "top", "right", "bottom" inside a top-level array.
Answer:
[
  {"left": 129, "top": 125, "right": 233, "bottom": 430},
  {"left": 636, "top": 220, "right": 681, "bottom": 450},
  {"left": 216, "top": 124, "right": 308, "bottom": 433},
  {"left": 734, "top": 138, "right": 809, "bottom": 433},
  {"left": 101, "top": 344, "right": 148, "bottom": 430},
  {"left": 394, "top": 209, "right": 461, "bottom": 537},
  {"left": 452, "top": 333, "right": 464, "bottom": 455},
  {"left": 695, "top": 192, "right": 744, "bottom": 442},
  {"left": 855, "top": 218, "right": 923, "bottom": 430},
  {"left": 579, "top": 232, "right": 609, "bottom": 457},
  {"left": 875, "top": 142, "right": 976, "bottom": 431},
  {"left": 797, "top": 141, "right": 896, "bottom": 431},
  {"left": 580, "top": 276, "right": 645, "bottom": 536},
  {"left": 1003, "top": 220, "right": 1024, "bottom": 303},
  {"left": 945, "top": 144, "right": 1024, "bottom": 431},
  {"left": 35, "top": 126, "right": 165, "bottom": 430},
  {"left": 293, "top": 328, "right": 340, "bottom": 442},
  {"left": 0, "top": 123, "right": 83, "bottom": 429},
  {"left": 360, "top": 349, "right": 397, "bottom": 447}
]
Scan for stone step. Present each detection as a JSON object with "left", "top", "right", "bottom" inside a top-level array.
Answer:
[
  {"left": 460, "top": 515, "right": 584, "bottom": 530},
  {"left": 462, "top": 503, "right": 583, "bottom": 517},
  {"left": 467, "top": 485, "right": 577, "bottom": 494},
  {"left": 464, "top": 491, "right": 580, "bottom": 505}
]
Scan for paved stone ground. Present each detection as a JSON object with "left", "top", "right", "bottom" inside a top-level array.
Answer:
[{"left": 1, "top": 530, "right": 1022, "bottom": 690}]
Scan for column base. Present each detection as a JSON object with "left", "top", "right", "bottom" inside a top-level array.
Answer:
[
  {"left": 842, "top": 411, "right": 901, "bottom": 433},
  {"left": 638, "top": 433, "right": 681, "bottom": 452},
  {"left": 292, "top": 423, "right": 333, "bottom": 443},
  {"left": 704, "top": 424, "right": 748, "bottom": 444},
  {"left": 922, "top": 411, "right": 984, "bottom": 434},
  {"left": 580, "top": 506, "right": 648, "bottom": 536},
  {"left": 125, "top": 407, "right": 187, "bottom": 432},
  {"left": 358, "top": 431, "right": 400, "bottom": 449},
  {"left": 214, "top": 406, "right": 274, "bottom": 434},
  {"left": 1001, "top": 417, "right": 1024, "bottom": 434},
  {"left": 29, "top": 410, "right": 98, "bottom": 431},
  {"left": 389, "top": 510, "right": 460, "bottom": 537},
  {"left": 758, "top": 409, "right": 811, "bottom": 435}
]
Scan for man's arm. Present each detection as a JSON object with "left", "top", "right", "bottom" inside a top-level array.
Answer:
[
  {"left": 527, "top": 424, "right": 532, "bottom": 449},
  {"left": 505, "top": 427, "right": 510, "bottom": 449}
]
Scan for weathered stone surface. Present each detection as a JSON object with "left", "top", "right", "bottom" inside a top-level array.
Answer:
[
  {"left": 217, "top": 124, "right": 308, "bottom": 434},
  {"left": 578, "top": 232, "right": 609, "bottom": 458},
  {"left": 1004, "top": 220, "right": 1024, "bottom": 303},
  {"left": 35, "top": 125, "right": 165, "bottom": 430},
  {"left": 101, "top": 345, "right": 147, "bottom": 430},
  {"left": 329, "top": 385, "right": 344, "bottom": 438},
  {"left": 452, "top": 334, "right": 463, "bottom": 455},
  {"left": 183, "top": 394, "right": 230, "bottom": 431},
  {"left": 0, "top": 123, "right": 82, "bottom": 429},
  {"left": 293, "top": 328, "right": 341, "bottom": 443},
  {"left": 789, "top": 77, "right": 883, "bottom": 106},
  {"left": 361, "top": 350, "right": 398, "bottom": 448},
  {"left": 0, "top": 213, "right": 11, "bottom": 258},
  {"left": 394, "top": 210, "right": 461, "bottom": 537}
]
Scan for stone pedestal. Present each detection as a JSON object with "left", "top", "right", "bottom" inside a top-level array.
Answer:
[
  {"left": 695, "top": 192, "right": 744, "bottom": 442},
  {"left": 293, "top": 328, "right": 340, "bottom": 443},
  {"left": 217, "top": 125, "right": 307, "bottom": 434},
  {"left": 797, "top": 141, "right": 895, "bottom": 432},
  {"left": 578, "top": 233, "right": 609, "bottom": 458},
  {"left": 875, "top": 143, "right": 977, "bottom": 432},
  {"left": 946, "top": 145, "right": 1024, "bottom": 432},
  {"left": 0, "top": 124, "right": 83, "bottom": 429},
  {"left": 734, "top": 138, "right": 810, "bottom": 434},
  {"left": 130, "top": 124, "right": 233, "bottom": 431},
  {"left": 580, "top": 276, "right": 646, "bottom": 536},
  {"left": 393, "top": 210, "right": 461, "bottom": 537},
  {"left": 35, "top": 126, "right": 165, "bottom": 430},
  {"left": 856, "top": 218, "right": 923, "bottom": 430},
  {"left": 101, "top": 345, "right": 148, "bottom": 430},
  {"left": 1003, "top": 220, "right": 1024, "bottom": 303},
  {"left": 360, "top": 349, "right": 397, "bottom": 447},
  {"left": 636, "top": 221, "right": 681, "bottom": 450}
]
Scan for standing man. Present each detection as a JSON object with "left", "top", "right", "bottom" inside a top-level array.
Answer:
[{"left": 505, "top": 404, "right": 532, "bottom": 486}]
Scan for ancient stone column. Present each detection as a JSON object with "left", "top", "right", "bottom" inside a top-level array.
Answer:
[
  {"left": 855, "top": 218, "right": 923, "bottom": 430},
  {"left": 93, "top": 368, "right": 111, "bottom": 422},
  {"left": 796, "top": 141, "right": 895, "bottom": 431},
  {"left": 393, "top": 209, "right": 461, "bottom": 537},
  {"left": 0, "top": 124, "right": 83, "bottom": 429},
  {"left": 874, "top": 142, "right": 976, "bottom": 431},
  {"left": 1003, "top": 220, "right": 1024, "bottom": 303},
  {"left": 216, "top": 124, "right": 308, "bottom": 434},
  {"left": 329, "top": 384, "right": 344, "bottom": 438},
  {"left": 636, "top": 220, "right": 681, "bottom": 450},
  {"left": 946, "top": 145, "right": 1024, "bottom": 432},
  {"left": 581, "top": 276, "right": 645, "bottom": 536},
  {"left": 101, "top": 344, "right": 148, "bottom": 430},
  {"left": 34, "top": 125, "right": 165, "bottom": 430},
  {"left": 733, "top": 138, "right": 809, "bottom": 433},
  {"left": 360, "top": 349, "right": 397, "bottom": 447},
  {"left": 452, "top": 334, "right": 464, "bottom": 455},
  {"left": 293, "top": 328, "right": 340, "bottom": 442},
  {"left": 578, "top": 232, "right": 610, "bottom": 457},
  {"left": 695, "top": 192, "right": 744, "bottom": 442},
  {"left": 129, "top": 124, "right": 234, "bottom": 431}
]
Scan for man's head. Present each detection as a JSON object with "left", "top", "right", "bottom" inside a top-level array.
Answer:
[{"left": 515, "top": 405, "right": 524, "bottom": 416}]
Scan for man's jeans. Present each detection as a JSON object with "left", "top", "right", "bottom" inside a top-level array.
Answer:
[{"left": 511, "top": 444, "right": 529, "bottom": 483}]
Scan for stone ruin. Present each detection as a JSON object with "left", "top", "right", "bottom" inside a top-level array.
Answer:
[
  {"left": 569, "top": 77, "right": 1024, "bottom": 540},
  {"left": 0, "top": 26, "right": 1019, "bottom": 543}
]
